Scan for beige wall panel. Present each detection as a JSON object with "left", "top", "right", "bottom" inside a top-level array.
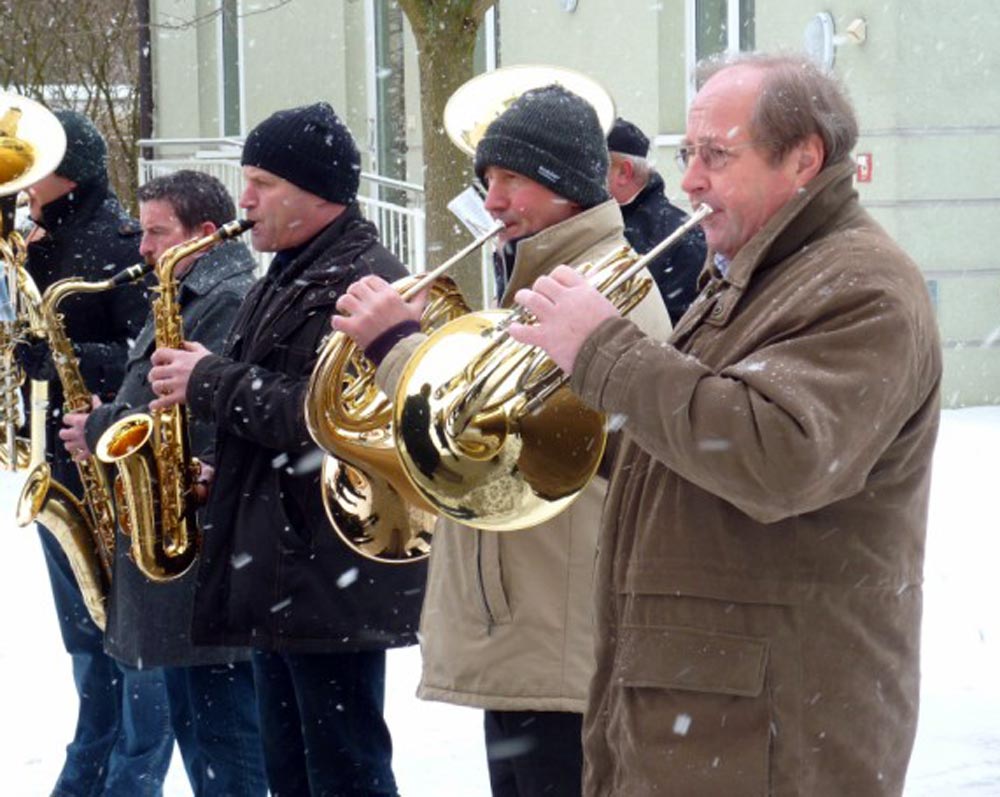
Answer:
[
  {"left": 943, "top": 348, "right": 1000, "bottom": 407},
  {"left": 496, "top": 0, "right": 662, "bottom": 142},
  {"left": 240, "top": 0, "right": 349, "bottom": 129},
  {"left": 150, "top": 0, "right": 208, "bottom": 138}
]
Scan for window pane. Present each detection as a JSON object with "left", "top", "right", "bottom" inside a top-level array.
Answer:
[
  {"left": 739, "top": 0, "right": 755, "bottom": 51},
  {"left": 696, "top": 0, "right": 727, "bottom": 61}
]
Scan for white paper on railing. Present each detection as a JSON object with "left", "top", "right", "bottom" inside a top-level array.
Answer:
[{"left": 448, "top": 186, "right": 496, "bottom": 239}]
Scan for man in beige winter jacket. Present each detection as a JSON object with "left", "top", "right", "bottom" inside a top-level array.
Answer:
[
  {"left": 511, "top": 54, "right": 942, "bottom": 796},
  {"left": 334, "top": 84, "right": 671, "bottom": 796}
]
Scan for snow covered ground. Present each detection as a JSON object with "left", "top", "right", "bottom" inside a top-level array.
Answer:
[{"left": 0, "top": 406, "right": 997, "bottom": 795}]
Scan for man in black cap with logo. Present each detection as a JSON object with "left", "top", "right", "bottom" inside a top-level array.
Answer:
[
  {"left": 147, "top": 102, "right": 425, "bottom": 796},
  {"left": 607, "top": 117, "right": 706, "bottom": 324},
  {"left": 20, "top": 109, "right": 156, "bottom": 795},
  {"left": 332, "top": 84, "right": 671, "bottom": 797}
]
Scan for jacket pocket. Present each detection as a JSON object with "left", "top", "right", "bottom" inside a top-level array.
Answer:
[
  {"left": 477, "top": 530, "right": 512, "bottom": 626},
  {"left": 608, "top": 625, "right": 771, "bottom": 796}
]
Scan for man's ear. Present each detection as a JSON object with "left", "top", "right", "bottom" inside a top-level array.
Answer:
[
  {"left": 618, "top": 158, "right": 635, "bottom": 183},
  {"left": 796, "top": 133, "right": 825, "bottom": 184}
]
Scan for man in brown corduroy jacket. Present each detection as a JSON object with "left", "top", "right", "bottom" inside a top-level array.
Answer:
[{"left": 512, "top": 53, "right": 942, "bottom": 797}]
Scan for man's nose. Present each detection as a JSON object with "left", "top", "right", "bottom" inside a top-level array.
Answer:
[
  {"left": 483, "top": 183, "right": 505, "bottom": 212},
  {"left": 680, "top": 155, "right": 708, "bottom": 197}
]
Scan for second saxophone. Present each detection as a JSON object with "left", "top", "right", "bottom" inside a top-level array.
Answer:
[{"left": 96, "top": 219, "right": 254, "bottom": 582}]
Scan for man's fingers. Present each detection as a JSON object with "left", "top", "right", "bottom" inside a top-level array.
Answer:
[
  {"left": 549, "top": 264, "right": 583, "bottom": 287},
  {"left": 336, "top": 292, "right": 361, "bottom": 316},
  {"left": 507, "top": 321, "right": 543, "bottom": 347},
  {"left": 513, "top": 287, "right": 555, "bottom": 319}
]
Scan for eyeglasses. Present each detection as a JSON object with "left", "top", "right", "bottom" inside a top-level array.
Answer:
[{"left": 674, "top": 140, "right": 765, "bottom": 172}]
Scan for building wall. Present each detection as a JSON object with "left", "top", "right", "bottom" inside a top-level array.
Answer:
[
  {"left": 150, "top": 0, "right": 368, "bottom": 142},
  {"left": 148, "top": 0, "right": 1000, "bottom": 405}
]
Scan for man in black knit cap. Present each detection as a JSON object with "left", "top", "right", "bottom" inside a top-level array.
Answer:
[
  {"left": 333, "top": 84, "right": 671, "bottom": 797},
  {"left": 147, "top": 102, "right": 426, "bottom": 797},
  {"left": 20, "top": 110, "right": 158, "bottom": 796},
  {"left": 607, "top": 117, "right": 706, "bottom": 324}
]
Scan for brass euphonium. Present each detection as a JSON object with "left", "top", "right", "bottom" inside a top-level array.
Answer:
[
  {"left": 305, "top": 223, "right": 502, "bottom": 564},
  {"left": 16, "top": 263, "right": 152, "bottom": 629},
  {"left": 394, "top": 206, "right": 712, "bottom": 531},
  {"left": 1, "top": 91, "right": 66, "bottom": 471},
  {"left": 95, "top": 220, "right": 254, "bottom": 582}
]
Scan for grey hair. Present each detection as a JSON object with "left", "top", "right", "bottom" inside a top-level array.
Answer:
[
  {"left": 610, "top": 151, "right": 651, "bottom": 185},
  {"left": 695, "top": 52, "right": 858, "bottom": 168}
]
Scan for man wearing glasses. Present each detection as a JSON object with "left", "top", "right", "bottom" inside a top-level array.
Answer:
[{"left": 511, "top": 53, "right": 942, "bottom": 796}]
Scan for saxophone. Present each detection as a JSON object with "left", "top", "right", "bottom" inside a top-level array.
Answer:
[
  {"left": 15, "top": 262, "right": 151, "bottom": 630},
  {"left": 0, "top": 229, "right": 52, "bottom": 471},
  {"left": 96, "top": 220, "right": 254, "bottom": 582}
]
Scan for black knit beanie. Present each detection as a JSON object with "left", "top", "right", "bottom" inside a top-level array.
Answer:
[
  {"left": 474, "top": 84, "right": 610, "bottom": 208},
  {"left": 607, "top": 117, "right": 649, "bottom": 158},
  {"left": 241, "top": 102, "right": 360, "bottom": 205},
  {"left": 53, "top": 110, "right": 107, "bottom": 185}
]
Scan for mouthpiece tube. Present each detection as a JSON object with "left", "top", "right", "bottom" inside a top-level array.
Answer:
[
  {"left": 109, "top": 261, "right": 154, "bottom": 288},
  {"left": 219, "top": 218, "right": 255, "bottom": 239}
]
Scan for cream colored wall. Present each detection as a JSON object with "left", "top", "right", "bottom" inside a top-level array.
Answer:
[
  {"left": 148, "top": 0, "right": 1000, "bottom": 404},
  {"left": 148, "top": 0, "right": 207, "bottom": 138},
  {"left": 150, "top": 0, "right": 368, "bottom": 145},
  {"left": 496, "top": 1, "right": 663, "bottom": 142},
  {"left": 238, "top": 0, "right": 354, "bottom": 130}
]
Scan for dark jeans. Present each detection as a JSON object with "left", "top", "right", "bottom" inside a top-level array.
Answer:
[
  {"left": 39, "top": 525, "right": 124, "bottom": 797},
  {"left": 484, "top": 709, "right": 584, "bottom": 797},
  {"left": 104, "top": 663, "right": 173, "bottom": 796},
  {"left": 251, "top": 649, "right": 399, "bottom": 797},
  {"left": 165, "top": 661, "right": 267, "bottom": 796}
]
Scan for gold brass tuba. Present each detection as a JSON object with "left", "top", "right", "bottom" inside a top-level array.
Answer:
[
  {"left": 0, "top": 91, "right": 66, "bottom": 471},
  {"left": 304, "top": 64, "right": 618, "bottom": 557},
  {"left": 394, "top": 208, "right": 712, "bottom": 531},
  {"left": 16, "top": 263, "right": 152, "bottom": 629},
  {"left": 95, "top": 220, "right": 254, "bottom": 582},
  {"left": 305, "top": 224, "right": 502, "bottom": 563},
  {"left": 382, "top": 65, "right": 635, "bottom": 531}
]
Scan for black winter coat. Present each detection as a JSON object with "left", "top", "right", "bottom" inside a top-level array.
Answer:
[
  {"left": 187, "top": 205, "right": 427, "bottom": 653},
  {"left": 621, "top": 170, "right": 707, "bottom": 326},
  {"left": 23, "top": 177, "right": 147, "bottom": 492},
  {"left": 84, "top": 240, "right": 256, "bottom": 667}
]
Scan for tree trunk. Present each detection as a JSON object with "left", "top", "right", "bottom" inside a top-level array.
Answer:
[{"left": 398, "top": 0, "right": 496, "bottom": 307}]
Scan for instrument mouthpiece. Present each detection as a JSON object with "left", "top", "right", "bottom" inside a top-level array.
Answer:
[
  {"left": 218, "top": 218, "right": 256, "bottom": 240},
  {"left": 109, "top": 261, "right": 154, "bottom": 287}
]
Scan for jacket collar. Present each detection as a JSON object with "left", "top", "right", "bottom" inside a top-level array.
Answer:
[
  {"left": 267, "top": 202, "right": 364, "bottom": 288},
  {"left": 37, "top": 176, "right": 110, "bottom": 232},
  {"left": 705, "top": 160, "right": 857, "bottom": 291},
  {"left": 624, "top": 169, "right": 665, "bottom": 209},
  {"left": 501, "top": 199, "right": 625, "bottom": 305},
  {"left": 179, "top": 239, "right": 255, "bottom": 298}
]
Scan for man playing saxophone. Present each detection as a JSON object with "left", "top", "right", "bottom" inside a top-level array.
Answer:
[
  {"left": 60, "top": 170, "right": 267, "bottom": 795},
  {"left": 17, "top": 110, "right": 153, "bottom": 795},
  {"left": 146, "top": 103, "right": 425, "bottom": 796}
]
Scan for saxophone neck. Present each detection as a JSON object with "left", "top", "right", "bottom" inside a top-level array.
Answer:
[
  {"left": 43, "top": 262, "right": 151, "bottom": 317},
  {"left": 155, "top": 218, "right": 254, "bottom": 286}
]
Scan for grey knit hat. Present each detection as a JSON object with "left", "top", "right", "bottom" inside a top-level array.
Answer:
[
  {"left": 53, "top": 110, "right": 107, "bottom": 185},
  {"left": 241, "top": 102, "right": 360, "bottom": 205},
  {"left": 474, "top": 84, "right": 610, "bottom": 208}
]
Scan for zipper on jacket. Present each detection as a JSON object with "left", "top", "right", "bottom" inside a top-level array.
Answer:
[{"left": 475, "top": 530, "right": 496, "bottom": 634}]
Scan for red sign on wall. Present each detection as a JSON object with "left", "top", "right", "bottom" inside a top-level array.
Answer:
[{"left": 856, "top": 153, "right": 873, "bottom": 183}]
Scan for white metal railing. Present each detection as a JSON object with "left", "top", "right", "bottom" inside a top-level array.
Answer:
[{"left": 137, "top": 138, "right": 426, "bottom": 274}]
